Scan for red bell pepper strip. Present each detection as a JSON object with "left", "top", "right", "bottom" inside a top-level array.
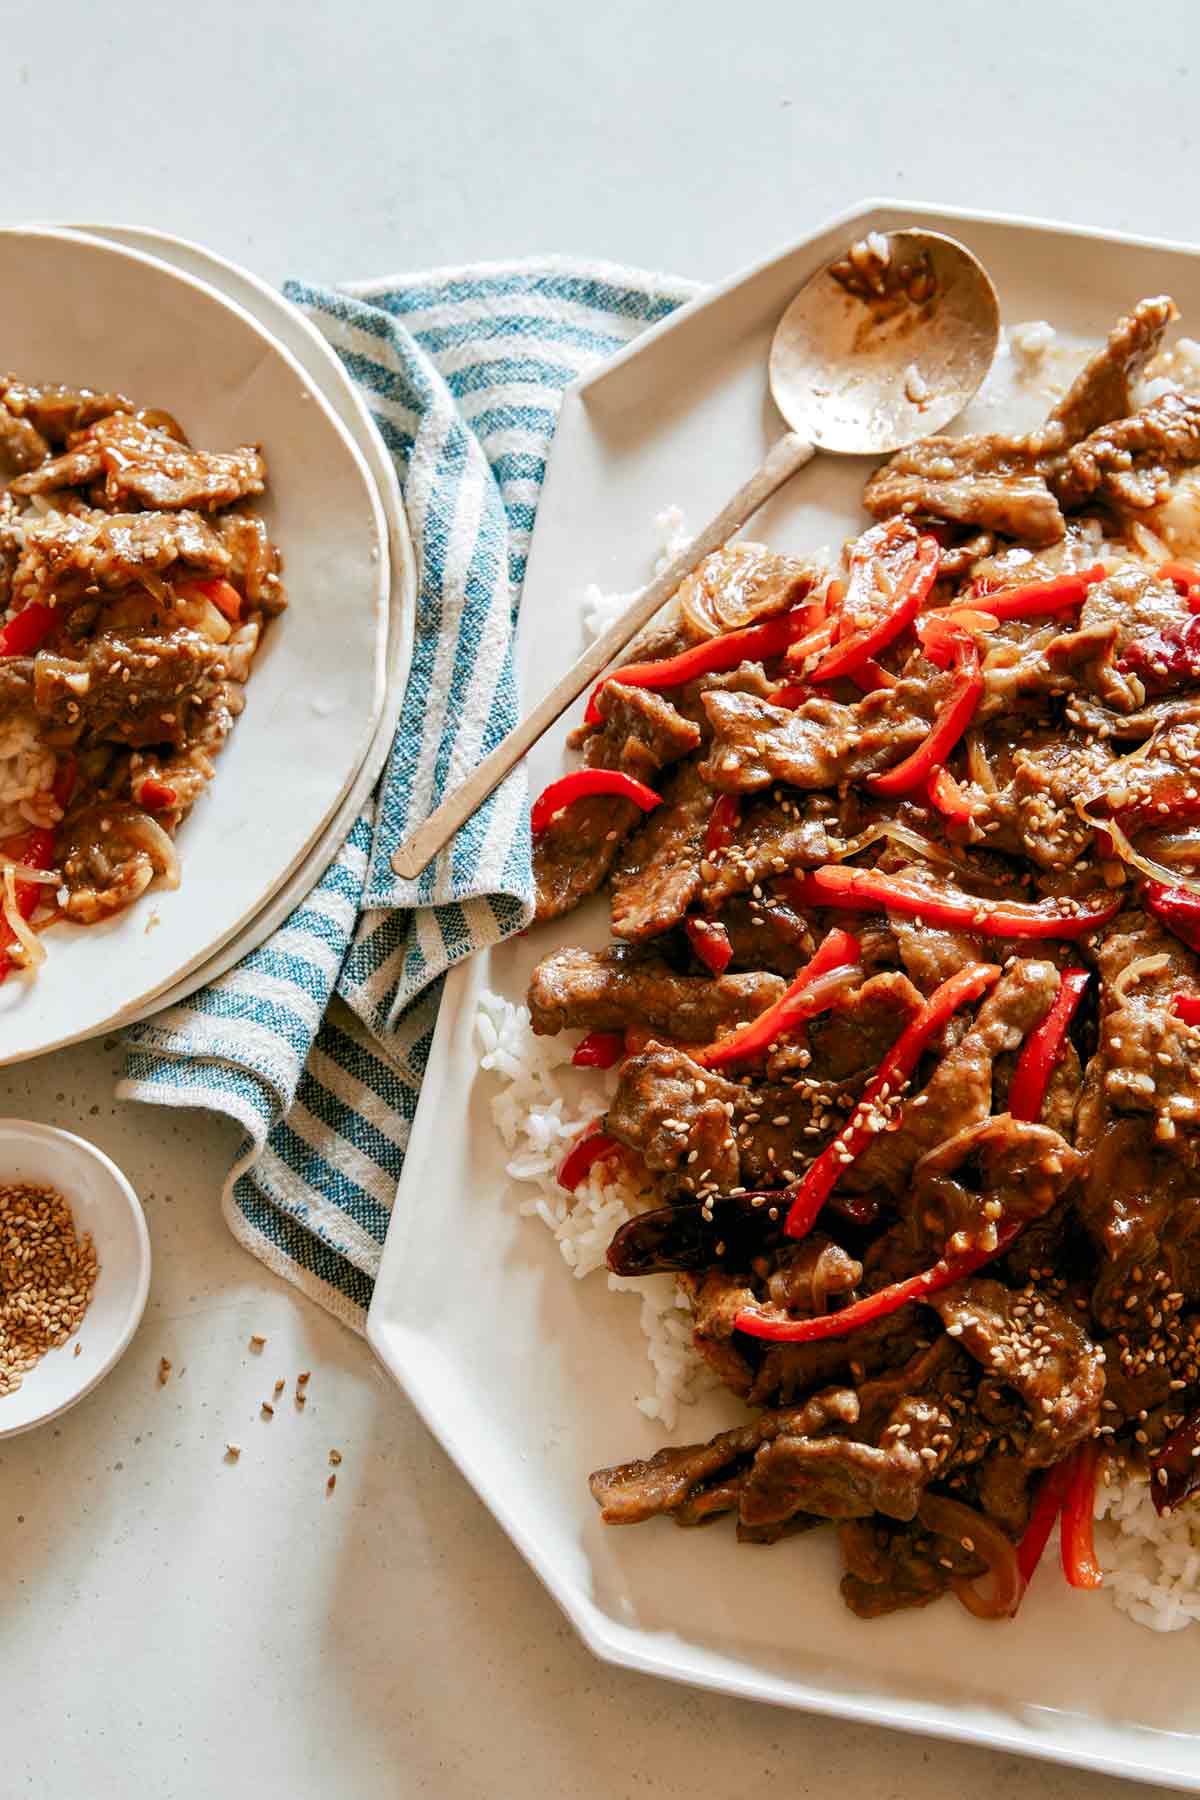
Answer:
[
  {"left": 571, "top": 1030, "right": 625, "bottom": 1069},
  {"left": 867, "top": 637, "right": 982, "bottom": 797},
  {"left": 944, "top": 564, "right": 1107, "bottom": 623},
  {"left": 179, "top": 576, "right": 243, "bottom": 623},
  {"left": 583, "top": 600, "right": 819, "bottom": 724},
  {"left": 1059, "top": 1442, "right": 1104, "bottom": 1588},
  {"left": 557, "top": 1123, "right": 622, "bottom": 1192},
  {"left": 1144, "top": 881, "right": 1200, "bottom": 956},
  {"left": 849, "top": 658, "right": 898, "bottom": 693},
  {"left": 784, "top": 864, "right": 1121, "bottom": 940},
  {"left": 530, "top": 769, "right": 661, "bottom": 835},
  {"left": 51, "top": 755, "right": 78, "bottom": 812},
  {"left": 1159, "top": 561, "right": 1200, "bottom": 613},
  {"left": 697, "top": 927, "right": 861, "bottom": 1069},
  {"left": 138, "top": 777, "right": 179, "bottom": 812},
  {"left": 1015, "top": 1459, "right": 1076, "bottom": 1589},
  {"left": 686, "top": 917, "right": 733, "bottom": 974},
  {"left": 769, "top": 681, "right": 808, "bottom": 708},
  {"left": 926, "top": 765, "right": 978, "bottom": 825},
  {"left": 782, "top": 960, "right": 1001, "bottom": 1239},
  {"left": 0, "top": 600, "right": 56, "bottom": 658},
  {"left": 811, "top": 533, "right": 941, "bottom": 683},
  {"left": 781, "top": 619, "right": 838, "bottom": 673},
  {"left": 1008, "top": 968, "right": 1090, "bottom": 1122},
  {"left": 734, "top": 1219, "right": 1022, "bottom": 1342},
  {"left": 703, "top": 793, "right": 740, "bottom": 859},
  {"left": 0, "top": 826, "right": 59, "bottom": 984},
  {"left": 1173, "top": 992, "right": 1200, "bottom": 1026}
]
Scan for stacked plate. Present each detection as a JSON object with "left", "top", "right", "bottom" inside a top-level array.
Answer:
[{"left": 0, "top": 224, "right": 415, "bottom": 1063}]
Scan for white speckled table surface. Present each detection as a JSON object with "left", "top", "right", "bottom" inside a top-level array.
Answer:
[{"left": 3, "top": 2, "right": 1198, "bottom": 1792}]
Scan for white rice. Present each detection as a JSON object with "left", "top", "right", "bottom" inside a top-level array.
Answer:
[
  {"left": 0, "top": 712, "right": 58, "bottom": 838},
  {"left": 1097, "top": 1465, "right": 1200, "bottom": 1632},
  {"left": 476, "top": 988, "right": 714, "bottom": 1430},
  {"left": 1008, "top": 318, "right": 1057, "bottom": 365},
  {"left": 581, "top": 505, "right": 691, "bottom": 643}
]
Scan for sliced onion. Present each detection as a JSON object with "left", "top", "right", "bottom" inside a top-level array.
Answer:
[
  {"left": 1112, "top": 952, "right": 1171, "bottom": 995},
  {"left": 822, "top": 819, "right": 1008, "bottom": 892},
  {"left": 125, "top": 812, "right": 181, "bottom": 890},
  {"left": 2, "top": 866, "right": 45, "bottom": 972},
  {"left": 1076, "top": 797, "right": 1200, "bottom": 901},
  {"left": 916, "top": 1492, "right": 1022, "bottom": 1619},
  {"left": 966, "top": 732, "right": 998, "bottom": 794},
  {"left": 678, "top": 543, "right": 820, "bottom": 639},
  {"left": 0, "top": 858, "right": 59, "bottom": 885}
]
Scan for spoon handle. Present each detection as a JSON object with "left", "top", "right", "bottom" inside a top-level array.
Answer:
[{"left": 390, "top": 430, "right": 816, "bottom": 881}]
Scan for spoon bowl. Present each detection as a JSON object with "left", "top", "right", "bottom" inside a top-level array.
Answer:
[{"left": 770, "top": 228, "right": 1001, "bottom": 454}]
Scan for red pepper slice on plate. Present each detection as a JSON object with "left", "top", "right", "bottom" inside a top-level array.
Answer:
[
  {"left": 810, "top": 530, "right": 941, "bottom": 684},
  {"left": 1059, "top": 1442, "right": 1104, "bottom": 1589},
  {"left": 530, "top": 769, "right": 661, "bottom": 835},
  {"left": 51, "top": 755, "right": 78, "bottom": 812},
  {"left": 138, "top": 777, "right": 179, "bottom": 812},
  {"left": 0, "top": 826, "right": 59, "bottom": 985},
  {"left": 1172, "top": 991, "right": 1200, "bottom": 1026},
  {"left": 781, "top": 960, "right": 1001, "bottom": 1239},
  {"left": 557, "top": 1123, "right": 622, "bottom": 1192},
  {"left": 697, "top": 927, "right": 861, "bottom": 1069},
  {"left": 703, "top": 792, "right": 740, "bottom": 859},
  {"left": 944, "top": 564, "right": 1107, "bottom": 623},
  {"left": 0, "top": 600, "right": 56, "bottom": 658},
  {"left": 1158, "top": 560, "right": 1200, "bottom": 613},
  {"left": 179, "top": 576, "right": 243, "bottom": 623},
  {"left": 849, "top": 658, "right": 898, "bottom": 693},
  {"left": 925, "top": 765, "right": 978, "bottom": 826},
  {"left": 686, "top": 917, "right": 733, "bottom": 974},
  {"left": 1015, "top": 1459, "right": 1076, "bottom": 1590},
  {"left": 1144, "top": 881, "right": 1200, "bottom": 956},
  {"left": 734, "top": 1219, "right": 1023, "bottom": 1342},
  {"left": 571, "top": 1030, "right": 625, "bottom": 1070},
  {"left": 867, "top": 636, "right": 982, "bottom": 798},
  {"left": 583, "top": 599, "right": 819, "bottom": 724},
  {"left": 784, "top": 864, "right": 1121, "bottom": 940},
  {"left": 1008, "top": 968, "right": 1090, "bottom": 1123}
]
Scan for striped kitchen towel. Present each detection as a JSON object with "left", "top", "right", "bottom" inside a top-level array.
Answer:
[{"left": 118, "top": 256, "right": 700, "bottom": 1329}]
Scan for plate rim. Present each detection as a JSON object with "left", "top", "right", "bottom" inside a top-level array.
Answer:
[
  {"left": 367, "top": 197, "right": 1200, "bottom": 1790},
  {"left": 0, "top": 222, "right": 392, "bottom": 1060}
]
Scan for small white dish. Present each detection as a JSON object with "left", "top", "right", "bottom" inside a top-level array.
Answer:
[{"left": 0, "top": 1119, "right": 150, "bottom": 1439}]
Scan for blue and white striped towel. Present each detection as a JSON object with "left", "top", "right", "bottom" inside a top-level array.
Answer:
[{"left": 118, "top": 257, "right": 700, "bottom": 1330}]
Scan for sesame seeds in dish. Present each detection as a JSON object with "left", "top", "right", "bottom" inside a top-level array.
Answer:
[
  {"left": 481, "top": 293, "right": 1200, "bottom": 1629},
  {"left": 0, "top": 375, "right": 285, "bottom": 986}
]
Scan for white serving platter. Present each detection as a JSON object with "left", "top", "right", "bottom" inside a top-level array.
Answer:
[
  {"left": 0, "top": 227, "right": 389, "bottom": 1061},
  {"left": 369, "top": 200, "right": 1200, "bottom": 1789},
  {"left": 48, "top": 224, "right": 417, "bottom": 1017}
]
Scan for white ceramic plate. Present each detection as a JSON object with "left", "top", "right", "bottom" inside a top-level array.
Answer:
[
  {"left": 0, "top": 1118, "right": 150, "bottom": 1439},
  {"left": 0, "top": 227, "right": 389, "bottom": 1062},
  {"left": 369, "top": 201, "right": 1200, "bottom": 1791},
  {"left": 47, "top": 224, "right": 417, "bottom": 1017}
]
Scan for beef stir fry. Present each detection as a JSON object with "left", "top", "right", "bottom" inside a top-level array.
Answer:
[
  {"left": 526, "top": 298, "right": 1200, "bottom": 1620},
  {"left": 0, "top": 375, "right": 284, "bottom": 977}
]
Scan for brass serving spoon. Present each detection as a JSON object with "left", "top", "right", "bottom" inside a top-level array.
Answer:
[{"left": 392, "top": 228, "right": 999, "bottom": 880}]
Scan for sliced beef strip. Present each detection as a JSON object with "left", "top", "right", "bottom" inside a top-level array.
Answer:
[
  {"left": 928, "top": 1276, "right": 1104, "bottom": 1466},
  {"left": 86, "top": 413, "right": 267, "bottom": 512},
  {"left": 849, "top": 959, "right": 1061, "bottom": 1195},
  {"left": 699, "top": 671, "right": 949, "bottom": 794},
  {"left": 0, "top": 375, "right": 130, "bottom": 443},
  {"left": 839, "top": 1516, "right": 983, "bottom": 1619},
  {"left": 718, "top": 895, "right": 813, "bottom": 976},
  {"left": 889, "top": 913, "right": 993, "bottom": 993},
  {"left": 862, "top": 298, "right": 1177, "bottom": 545},
  {"left": 975, "top": 1448, "right": 1032, "bottom": 1534},
  {"left": 32, "top": 629, "right": 226, "bottom": 749},
  {"left": 686, "top": 1270, "right": 760, "bottom": 1397},
  {"left": 700, "top": 788, "right": 844, "bottom": 907},
  {"left": 1094, "top": 907, "right": 1200, "bottom": 1129},
  {"left": 609, "top": 760, "right": 711, "bottom": 941},
  {"left": 907, "top": 1116, "right": 1083, "bottom": 1253},
  {"left": 11, "top": 507, "right": 229, "bottom": 605},
  {"left": 213, "top": 511, "right": 287, "bottom": 614},
  {"left": 974, "top": 727, "right": 1118, "bottom": 870},
  {"left": 527, "top": 946, "right": 782, "bottom": 1041},
  {"left": 0, "top": 401, "right": 49, "bottom": 475},
  {"left": 587, "top": 1387, "right": 858, "bottom": 1524},
  {"left": 58, "top": 800, "right": 177, "bottom": 924},
  {"left": 533, "top": 681, "right": 700, "bottom": 922},
  {"left": 1047, "top": 564, "right": 1189, "bottom": 712},
  {"left": 673, "top": 543, "right": 816, "bottom": 635},
  {"left": 1053, "top": 390, "right": 1200, "bottom": 512},
  {"left": 772, "top": 969, "right": 923, "bottom": 1085}
]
